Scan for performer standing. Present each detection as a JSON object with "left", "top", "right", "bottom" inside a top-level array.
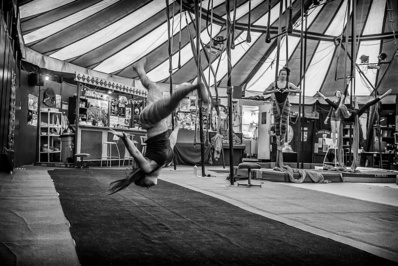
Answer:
[
  {"left": 263, "top": 67, "right": 301, "bottom": 169},
  {"left": 324, "top": 90, "right": 342, "bottom": 147},
  {"left": 109, "top": 58, "right": 209, "bottom": 193}
]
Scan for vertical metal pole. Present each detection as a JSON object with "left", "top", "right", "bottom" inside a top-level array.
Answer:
[
  {"left": 36, "top": 72, "right": 42, "bottom": 163},
  {"left": 298, "top": 0, "right": 304, "bottom": 169},
  {"left": 350, "top": 1, "right": 357, "bottom": 96},
  {"left": 195, "top": 0, "right": 206, "bottom": 176},
  {"left": 301, "top": 9, "right": 307, "bottom": 167},
  {"left": 166, "top": 0, "right": 177, "bottom": 170},
  {"left": 75, "top": 82, "right": 81, "bottom": 166},
  {"left": 273, "top": 0, "right": 283, "bottom": 168},
  {"left": 285, "top": 0, "right": 290, "bottom": 149},
  {"left": 351, "top": 0, "right": 363, "bottom": 168},
  {"left": 226, "top": 0, "right": 234, "bottom": 185}
]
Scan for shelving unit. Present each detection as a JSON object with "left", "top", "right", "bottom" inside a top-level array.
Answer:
[
  {"left": 39, "top": 110, "right": 62, "bottom": 162},
  {"left": 68, "top": 96, "right": 88, "bottom": 125},
  {"left": 373, "top": 126, "right": 395, "bottom": 150},
  {"left": 342, "top": 125, "right": 354, "bottom": 164}
]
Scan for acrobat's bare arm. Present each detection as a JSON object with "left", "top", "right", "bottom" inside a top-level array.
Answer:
[
  {"left": 109, "top": 129, "right": 155, "bottom": 173},
  {"left": 287, "top": 82, "right": 301, "bottom": 93},
  {"left": 263, "top": 82, "right": 277, "bottom": 95}
]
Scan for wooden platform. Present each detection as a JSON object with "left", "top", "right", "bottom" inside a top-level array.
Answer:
[
  {"left": 342, "top": 167, "right": 398, "bottom": 183},
  {"left": 250, "top": 167, "right": 398, "bottom": 183}
]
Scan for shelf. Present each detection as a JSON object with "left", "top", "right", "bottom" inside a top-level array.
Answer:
[
  {"left": 375, "top": 126, "right": 395, "bottom": 129},
  {"left": 39, "top": 110, "right": 63, "bottom": 163},
  {"left": 40, "top": 111, "right": 62, "bottom": 114}
]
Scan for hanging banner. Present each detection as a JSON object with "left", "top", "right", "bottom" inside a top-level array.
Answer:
[{"left": 75, "top": 72, "right": 147, "bottom": 97}]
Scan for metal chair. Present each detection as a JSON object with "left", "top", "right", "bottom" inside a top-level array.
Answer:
[
  {"left": 101, "top": 135, "right": 121, "bottom": 167},
  {"left": 123, "top": 134, "right": 138, "bottom": 168},
  {"left": 323, "top": 145, "right": 338, "bottom": 168},
  {"left": 140, "top": 135, "right": 147, "bottom": 156}
]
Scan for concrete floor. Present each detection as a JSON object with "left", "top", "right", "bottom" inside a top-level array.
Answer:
[{"left": 1, "top": 165, "right": 397, "bottom": 265}]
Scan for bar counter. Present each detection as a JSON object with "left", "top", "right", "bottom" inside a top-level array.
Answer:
[{"left": 76, "top": 125, "right": 147, "bottom": 161}]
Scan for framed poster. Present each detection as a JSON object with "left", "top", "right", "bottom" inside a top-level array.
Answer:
[{"left": 395, "top": 115, "right": 398, "bottom": 130}]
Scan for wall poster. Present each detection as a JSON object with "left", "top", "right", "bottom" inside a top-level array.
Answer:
[
  {"left": 27, "top": 94, "right": 38, "bottom": 126},
  {"left": 56, "top": 95, "right": 61, "bottom": 109},
  {"left": 125, "top": 107, "right": 131, "bottom": 119}
]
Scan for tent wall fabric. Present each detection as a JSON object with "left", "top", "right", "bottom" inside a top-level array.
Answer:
[{"left": 0, "top": 1, "right": 21, "bottom": 172}]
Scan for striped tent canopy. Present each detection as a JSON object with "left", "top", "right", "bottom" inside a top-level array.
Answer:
[{"left": 19, "top": 0, "right": 398, "bottom": 97}]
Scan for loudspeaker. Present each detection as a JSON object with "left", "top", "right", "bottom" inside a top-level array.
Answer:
[
  {"left": 28, "top": 73, "right": 43, "bottom": 86},
  {"left": 233, "top": 86, "right": 244, "bottom": 99}
]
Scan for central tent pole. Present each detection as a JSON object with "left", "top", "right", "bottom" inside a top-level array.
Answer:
[
  {"left": 274, "top": 0, "right": 283, "bottom": 168},
  {"left": 226, "top": 0, "right": 234, "bottom": 185},
  {"left": 301, "top": 6, "right": 308, "bottom": 168},
  {"left": 165, "top": 0, "right": 177, "bottom": 170},
  {"left": 298, "top": 0, "right": 304, "bottom": 169},
  {"left": 194, "top": 0, "right": 206, "bottom": 176}
]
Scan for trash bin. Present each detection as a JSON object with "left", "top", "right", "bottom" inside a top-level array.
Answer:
[{"left": 60, "top": 134, "right": 74, "bottom": 163}]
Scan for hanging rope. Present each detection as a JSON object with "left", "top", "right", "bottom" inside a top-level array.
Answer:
[
  {"left": 178, "top": 0, "right": 182, "bottom": 68},
  {"left": 231, "top": 0, "right": 237, "bottom": 49},
  {"left": 265, "top": 0, "right": 272, "bottom": 43},
  {"left": 285, "top": 0, "right": 290, "bottom": 68},
  {"left": 334, "top": 1, "right": 348, "bottom": 81},
  {"left": 185, "top": 12, "right": 215, "bottom": 103},
  {"left": 193, "top": 101, "right": 199, "bottom": 146},
  {"left": 171, "top": 0, "right": 175, "bottom": 52},
  {"left": 387, "top": 0, "right": 398, "bottom": 52},
  {"left": 247, "top": 0, "right": 252, "bottom": 43}
]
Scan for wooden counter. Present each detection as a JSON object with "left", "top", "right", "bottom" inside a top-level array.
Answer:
[
  {"left": 174, "top": 129, "right": 244, "bottom": 166},
  {"left": 76, "top": 125, "right": 146, "bottom": 161}
]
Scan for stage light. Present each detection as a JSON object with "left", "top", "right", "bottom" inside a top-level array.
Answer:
[
  {"left": 45, "top": 75, "right": 49, "bottom": 81},
  {"left": 108, "top": 90, "right": 112, "bottom": 94},
  {"left": 378, "top": 53, "right": 387, "bottom": 61}
]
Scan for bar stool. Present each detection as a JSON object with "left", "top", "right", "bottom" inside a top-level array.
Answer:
[
  {"left": 75, "top": 153, "right": 90, "bottom": 168},
  {"left": 101, "top": 135, "right": 121, "bottom": 167},
  {"left": 140, "top": 136, "right": 147, "bottom": 156},
  {"left": 237, "top": 162, "right": 262, "bottom": 188},
  {"left": 123, "top": 134, "right": 138, "bottom": 168},
  {"left": 323, "top": 145, "right": 338, "bottom": 167}
]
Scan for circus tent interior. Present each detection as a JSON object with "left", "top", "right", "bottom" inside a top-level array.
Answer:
[{"left": 1, "top": 0, "right": 398, "bottom": 171}]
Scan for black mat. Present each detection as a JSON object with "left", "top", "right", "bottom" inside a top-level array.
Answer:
[{"left": 49, "top": 169, "right": 395, "bottom": 266}]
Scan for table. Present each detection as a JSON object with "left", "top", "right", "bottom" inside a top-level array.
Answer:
[{"left": 360, "top": 152, "right": 394, "bottom": 169}]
